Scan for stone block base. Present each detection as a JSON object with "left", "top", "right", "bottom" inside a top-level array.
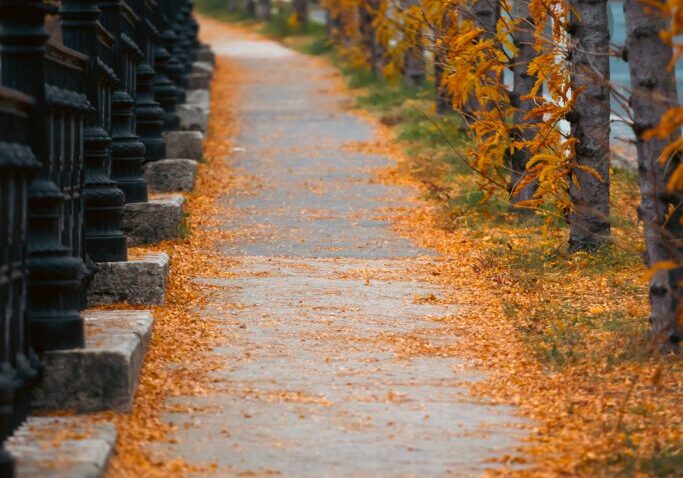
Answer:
[
  {"left": 87, "top": 252, "right": 169, "bottom": 306},
  {"left": 193, "top": 61, "right": 214, "bottom": 78},
  {"left": 197, "top": 44, "right": 215, "bottom": 65},
  {"left": 7, "top": 417, "right": 116, "bottom": 478},
  {"left": 144, "top": 158, "right": 198, "bottom": 192},
  {"left": 187, "top": 72, "right": 211, "bottom": 90},
  {"left": 32, "top": 310, "right": 153, "bottom": 412},
  {"left": 177, "top": 103, "right": 209, "bottom": 133},
  {"left": 186, "top": 89, "right": 210, "bottom": 109},
  {"left": 164, "top": 130, "right": 204, "bottom": 160},
  {"left": 122, "top": 195, "right": 186, "bottom": 246}
]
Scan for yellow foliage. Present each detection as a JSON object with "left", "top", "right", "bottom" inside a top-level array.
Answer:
[{"left": 287, "top": 13, "right": 299, "bottom": 29}]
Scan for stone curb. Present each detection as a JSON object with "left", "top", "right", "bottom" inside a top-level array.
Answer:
[
  {"left": 87, "top": 252, "right": 170, "bottom": 306},
  {"left": 187, "top": 72, "right": 211, "bottom": 90},
  {"left": 185, "top": 89, "right": 210, "bottom": 110},
  {"left": 197, "top": 44, "right": 215, "bottom": 65},
  {"left": 192, "top": 61, "right": 214, "bottom": 78},
  {"left": 164, "top": 130, "right": 204, "bottom": 160},
  {"left": 122, "top": 195, "right": 186, "bottom": 246},
  {"left": 6, "top": 417, "right": 117, "bottom": 478},
  {"left": 32, "top": 310, "right": 154, "bottom": 412},
  {"left": 144, "top": 158, "right": 198, "bottom": 193},
  {"left": 177, "top": 103, "right": 209, "bottom": 133}
]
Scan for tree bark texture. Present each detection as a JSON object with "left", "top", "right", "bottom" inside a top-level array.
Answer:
[
  {"left": 624, "top": 0, "right": 682, "bottom": 350},
  {"left": 335, "top": 7, "right": 357, "bottom": 48},
  {"left": 293, "top": 0, "right": 309, "bottom": 25},
  {"left": 434, "top": 7, "right": 455, "bottom": 113},
  {"left": 567, "top": 0, "right": 611, "bottom": 251},
  {"left": 464, "top": 0, "right": 500, "bottom": 119},
  {"left": 325, "top": 7, "right": 340, "bottom": 42},
  {"left": 245, "top": 0, "right": 256, "bottom": 17},
  {"left": 256, "top": 0, "right": 271, "bottom": 21},
  {"left": 401, "top": 0, "right": 426, "bottom": 88},
  {"left": 509, "top": 0, "right": 538, "bottom": 208},
  {"left": 359, "top": 0, "right": 385, "bottom": 78}
]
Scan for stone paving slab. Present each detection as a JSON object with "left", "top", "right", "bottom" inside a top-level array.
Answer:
[
  {"left": 148, "top": 20, "right": 528, "bottom": 477},
  {"left": 157, "top": 257, "right": 525, "bottom": 477},
  {"left": 32, "top": 310, "right": 154, "bottom": 412},
  {"left": 6, "top": 417, "right": 116, "bottom": 478}
]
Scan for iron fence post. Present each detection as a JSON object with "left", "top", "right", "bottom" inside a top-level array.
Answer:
[
  {"left": 60, "top": 0, "right": 129, "bottom": 262},
  {"left": 153, "top": 4, "right": 180, "bottom": 131},
  {"left": 99, "top": 0, "right": 149, "bottom": 204},
  {"left": 133, "top": 0, "right": 167, "bottom": 161},
  {"left": 0, "top": 0, "right": 86, "bottom": 352}
]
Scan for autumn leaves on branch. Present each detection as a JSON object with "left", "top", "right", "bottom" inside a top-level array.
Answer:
[{"left": 321, "top": 0, "right": 682, "bottom": 351}]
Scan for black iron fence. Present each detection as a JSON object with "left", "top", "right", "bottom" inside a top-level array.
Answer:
[{"left": 0, "top": 0, "right": 201, "bottom": 474}]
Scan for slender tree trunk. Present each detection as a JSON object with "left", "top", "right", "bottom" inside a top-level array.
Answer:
[
  {"left": 509, "top": 0, "right": 538, "bottom": 208},
  {"left": 340, "top": 7, "right": 357, "bottom": 48},
  {"left": 245, "top": 0, "right": 256, "bottom": 16},
  {"left": 227, "top": 0, "right": 240, "bottom": 13},
  {"left": 401, "top": 0, "right": 425, "bottom": 88},
  {"left": 325, "top": 7, "right": 340, "bottom": 42},
  {"left": 326, "top": 4, "right": 355, "bottom": 47},
  {"left": 434, "top": 7, "right": 454, "bottom": 113},
  {"left": 256, "top": 0, "right": 271, "bottom": 20},
  {"left": 293, "top": 0, "right": 309, "bottom": 25},
  {"left": 359, "top": 0, "right": 384, "bottom": 78},
  {"left": 624, "top": 0, "right": 682, "bottom": 350},
  {"left": 470, "top": 0, "right": 498, "bottom": 36},
  {"left": 567, "top": 0, "right": 611, "bottom": 251},
  {"left": 464, "top": 0, "right": 500, "bottom": 118}
]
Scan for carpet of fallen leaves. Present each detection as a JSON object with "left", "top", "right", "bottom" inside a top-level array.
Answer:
[
  {"left": 96, "top": 54, "right": 240, "bottom": 478},
  {"left": 348, "top": 105, "right": 683, "bottom": 475}
]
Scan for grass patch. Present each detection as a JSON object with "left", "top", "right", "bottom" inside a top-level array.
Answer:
[
  {"left": 607, "top": 446, "right": 683, "bottom": 477},
  {"left": 179, "top": 210, "right": 191, "bottom": 240},
  {"left": 259, "top": 3, "right": 327, "bottom": 39},
  {"left": 194, "top": 0, "right": 256, "bottom": 23}
]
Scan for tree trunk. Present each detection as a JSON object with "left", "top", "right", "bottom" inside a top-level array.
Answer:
[
  {"left": 401, "top": 0, "right": 425, "bottom": 88},
  {"left": 464, "top": 0, "right": 500, "bottom": 119},
  {"left": 434, "top": 7, "right": 454, "bottom": 113},
  {"left": 359, "top": 0, "right": 384, "bottom": 78},
  {"left": 470, "top": 0, "right": 498, "bottom": 36},
  {"left": 325, "top": 7, "right": 340, "bottom": 42},
  {"left": 245, "top": 0, "right": 256, "bottom": 16},
  {"left": 293, "top": 0, "right": 309, "bottom": 25},
  {"left": 256, "top": 0, "right": 271, "bottom": 21},
  {"left": 624, "top": 0, "right": 682, "bottom": 351},
  {"left": 508, "top": 0, "right": 538, "bottom": 208},
  {"left": 567, "top": 0, "right": 611, "bottom": 251},
  {"left": 227, "top": 0, "right": 239, "bottom": 13}
]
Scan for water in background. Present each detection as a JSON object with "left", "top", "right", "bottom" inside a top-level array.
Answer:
[
  {"left": 500, "top": 2, "right": 679, "bottom": 147},
  {"left": 609, "top": 2, "right": 680, "bottom": 142}
]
